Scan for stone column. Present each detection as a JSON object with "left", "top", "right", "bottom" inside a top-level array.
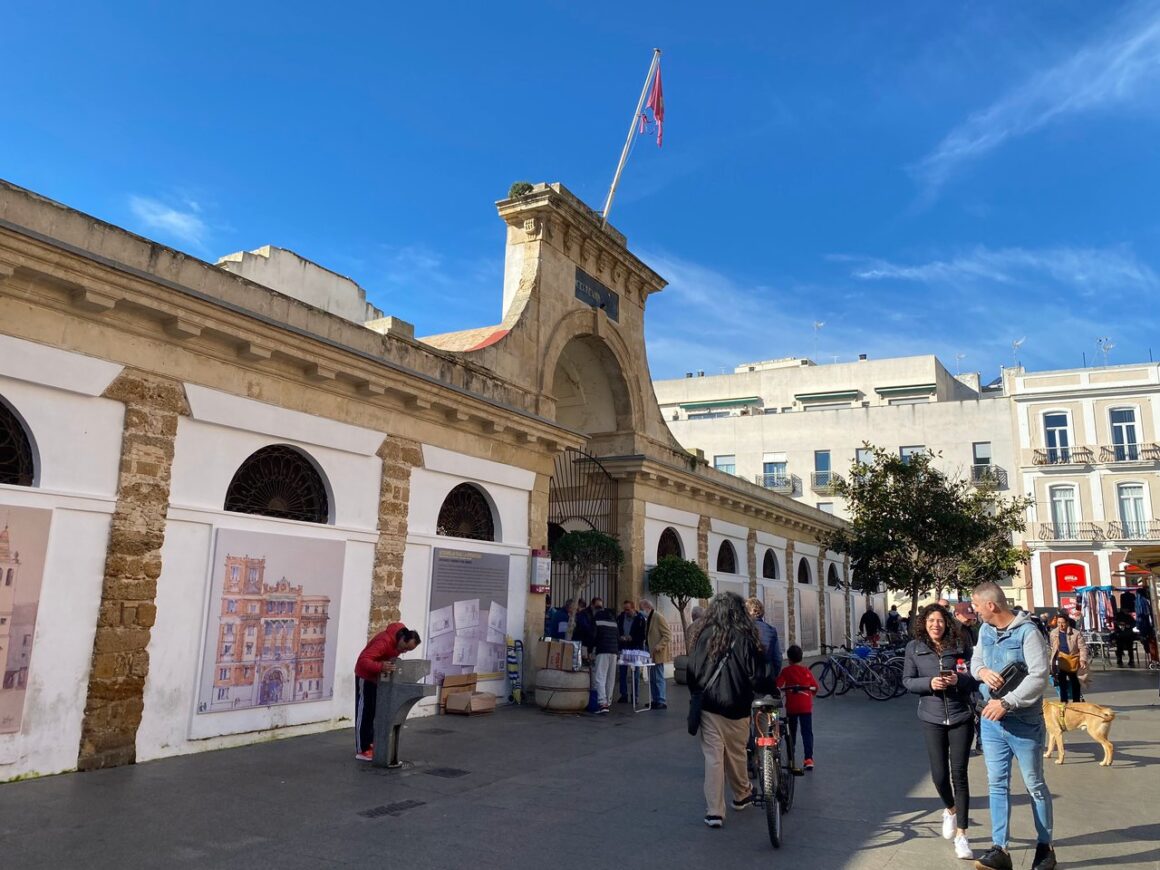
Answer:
[
  {"left": 369, "top": 436, "right": 422, "bottom": 635},
  {"left": 614, "top": 477, "right": 646, "bottom": 605},
  {"left": 746, "top": 529, "right": 757, "bottom": 599},
  {"left": 78, "top": 371, "right": 189, "bottom": 771},
  {"left": 784, "top": 541, "right": 796, "bottom": 645},
  {"left": 525, "top": 472, "right": 552, "bottom": 700},
  {"left": 843, "top": 555, "right": 853, "bottom": 646}
]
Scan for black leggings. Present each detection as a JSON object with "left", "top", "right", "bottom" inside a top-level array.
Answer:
[
  {"left": 1057, "top": 670, "right": 1082, "bottom": 703},
  {"left": 920, "top": 718, "right": 972, "bottom": 831}
]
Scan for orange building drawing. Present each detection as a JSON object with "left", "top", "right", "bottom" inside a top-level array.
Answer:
[{"left": 205, "top": 553, "right": 332, "bottom": 712}]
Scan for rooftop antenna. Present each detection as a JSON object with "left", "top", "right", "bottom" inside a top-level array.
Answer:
[
  {"left": 955, "top": 352, "right": 967, "bottom": 375},
  {"left": 1097, "top": 336, "right": 1114, "bottom": 367},
  {"left": 1011, "top": 337, "right": 1025, "bottom": 368},
  {"left": 813, "top": 321, "right": 825, "bottom": 361}
]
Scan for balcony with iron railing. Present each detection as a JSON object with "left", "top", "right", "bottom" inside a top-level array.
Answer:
[
  {"left": 1031, "top": 446, "right": 1095, "bottom": 467},
  {"left": 1105, "top": 519, "right": 1160, "bottom": 541},
  {"left": 1035, "top": 521, "right": 1106, "bottom": 542},
  {"left": 1098, "top": 442, "right": 1160, "bottom": 464},
  {"left": 970, "top": 464, "right": 1008, "bottom": 490},
  {"left": 754, "top": 473, "right": 800, "bottom": 495},
  {"left": 810, "top": 471, "right": 842, "bottom": 495}
]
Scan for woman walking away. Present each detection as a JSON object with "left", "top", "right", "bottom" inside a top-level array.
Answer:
[
  {"left": 688, "top": 592, "right": 762, "bottom": 829},
  {"left": 1048, "top": 612, "right": 1087, "bottom": 703},
  {"left": 903, "top": 603, "right": 977, "bottom": 861}
]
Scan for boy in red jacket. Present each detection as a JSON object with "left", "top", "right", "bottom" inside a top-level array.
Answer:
[
  {"left": 775, "top": 644, "right": 819, "bottom": 770},
  {"left": 354, "top": 622, "right": 421, "bottom": 760}
]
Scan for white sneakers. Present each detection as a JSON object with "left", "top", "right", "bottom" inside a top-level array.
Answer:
[
  {"left": 942, "top": 809, "right": 956, "bottom": 840},
  {"left": 954, "top": 834, "right": 972, "bottom": 860}
]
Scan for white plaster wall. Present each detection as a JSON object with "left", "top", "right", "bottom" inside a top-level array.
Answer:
[
  {"left": 0, "top": 353, "right": 124, "bottom": 780},
  {"left": 401, "top": 456, "right": 534, "bottom": 715},
  {"left": 138, "top": 405, "right": 385, "bottom": 761},
  {"left": 757, "top": 579, "right": 790, "bottom": 645}
]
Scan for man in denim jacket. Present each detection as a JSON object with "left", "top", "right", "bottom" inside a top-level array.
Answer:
[{"left": 969, "top": 581, "right": 1056, "bottom": 870}]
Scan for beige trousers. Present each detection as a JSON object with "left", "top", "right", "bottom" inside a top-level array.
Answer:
[{"left": 699, "top": 710, "right": 752, "bottom": 817}]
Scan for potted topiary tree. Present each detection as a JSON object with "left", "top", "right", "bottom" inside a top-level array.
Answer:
[
  {"left": 536, "top": 529, "right": 625, "bottom": 712},
  {"left": 647, "top": 556, "right": 713, "bottom": 684}
]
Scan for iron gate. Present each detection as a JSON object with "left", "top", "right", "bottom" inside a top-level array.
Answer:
[{"left": 547, "top": 448, "right": 618, "bottom": 608}]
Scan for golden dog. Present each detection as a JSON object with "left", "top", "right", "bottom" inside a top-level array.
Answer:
[{"left": 1042, "top": 700, "right": 1116, "bottom": 766}]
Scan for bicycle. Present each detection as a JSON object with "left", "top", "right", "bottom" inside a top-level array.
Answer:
[
  {"left": 748, "top": 692, "right": 804, "bottom": 848},
  {"left": 810, "top": 644, "right": 897, "bottom": 700}
]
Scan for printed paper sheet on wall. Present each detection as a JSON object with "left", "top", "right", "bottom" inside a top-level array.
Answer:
[
  {"left": 0, "top": 506, "right": 51, "bottom": 734},
  {"left": 197, "top": 529, "right": 345, "bottom": 715},
  {"left": 428, "top": 548, "right": 509, "bottom": 684}
]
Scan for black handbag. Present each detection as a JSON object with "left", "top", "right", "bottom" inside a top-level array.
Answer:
[
  {"left": 688, "top": 641, "right": 735, "bottom": 736},
  {"left": 972, "top": 660, "right": 1029, "bottom": 714}
]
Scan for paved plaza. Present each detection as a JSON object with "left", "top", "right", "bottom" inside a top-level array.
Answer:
[{"left": 2, "top": 668, "right": 1158, "bottom": 869}]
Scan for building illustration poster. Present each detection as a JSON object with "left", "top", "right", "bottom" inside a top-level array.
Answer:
[
  {"left": 197, "top": 529, "right": 345, "bottom": 715},
  {"left": 0, "top": 506, "right": 51, "bottom": 734},
  {"left": 427, "top": 548, "right": 509, "bottom": 683}
]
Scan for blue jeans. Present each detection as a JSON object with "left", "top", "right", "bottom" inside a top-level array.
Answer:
[
  {"left": 650, "top": 662, "right": 667, "bottom": 705},
  {"left": 981, "top": 715, "right": 1053, "bottom": 848}
]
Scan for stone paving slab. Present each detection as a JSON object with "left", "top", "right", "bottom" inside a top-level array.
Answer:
[{"left": 1, "top": 670, "right": 1158, "bottom": 869}]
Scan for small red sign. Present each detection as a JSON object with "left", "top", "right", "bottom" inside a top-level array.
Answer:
[{"left": 530, "top": 584, "right": 550, "bottom": 594}]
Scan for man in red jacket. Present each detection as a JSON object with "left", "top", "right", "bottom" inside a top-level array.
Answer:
[{"left": 354, "top": 622, "right": 421, "bottom": 760}]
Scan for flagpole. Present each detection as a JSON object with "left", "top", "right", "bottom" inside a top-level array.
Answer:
[{"left": 601, "top": 48, "right": 661, "bottom": 227}]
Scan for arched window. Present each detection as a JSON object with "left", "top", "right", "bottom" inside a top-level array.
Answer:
[
  {"left": 762, "top": 550, "right": 778, "bottom": 580},
  {"left": 0, "top": 397, "right": 35, "bottom": 487},
  {"left": 716, "top": 540, "right": 737, "bottom": 574},
  {"left": 827, "top": 564, "right": 841, "bottom": 588},
  {"left": 437, "top": 483, "right": 496, "bottom": 542},
  {"left": 224, "top": 445, "right": 330, "bottom": 524},
  {"left": 797, "top": 557, "right": 812, "bottom": 585},
  {"left": 657, "top": 527, "right": 683, "bottom": 560}
]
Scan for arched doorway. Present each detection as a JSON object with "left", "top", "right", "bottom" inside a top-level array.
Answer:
[
  {"left": 259, "top": 669, "right": 284, "bottom": 705},
  {"left": 796, "top": 557, "right": 820, "bottom": 654}
]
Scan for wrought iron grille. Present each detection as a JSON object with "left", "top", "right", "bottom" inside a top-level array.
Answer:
[
  {"left": 0, "top": 400, "right": 34, "bottom": 487},
  {"left": 223, "top": 446, "right": 329, "bottom": 524},
  {"left": 716, "top": 541, "right": 737, "bottom": 574},
  {"left": 657, "top": 527, "right": 683, "bottom": 560},
  {"left": 762, "top": 549, "right": 778, "bottom": 580},
  {"left": 436, "top": 483, "right": 496, "bottom": 541},
  {"left": 547, "top": 448, "right": 617, "bottom": 606}
]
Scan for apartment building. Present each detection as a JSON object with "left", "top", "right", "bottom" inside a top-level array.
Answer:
[
  {"left": 1006, "top": 362, "right": 1160, "bottom": 612},
  {"left": 655, "top": 354, "right": 1160, "bottom": 610}
]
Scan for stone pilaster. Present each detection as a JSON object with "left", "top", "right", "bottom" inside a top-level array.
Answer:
[
  {"left": 817, "top": 552, "right": 828, "bottom": 649},
  {"left": 696, "top": 515, "right": 710, "bottom": 572},
  {"left": 369, "top": 436, "right": 422, "bottom": 636},
  {"left": 78, "top": 371, "right": 189, "bottom": 771},
  {"left": 614, "top": 478, "right": 646, "bottom": 603},
  {"left": 784, "top": 541, "right": 796, "bottom": 644},
  {"left": 746, "top": 529, "right": 757, "bottom": 599},
  {"left": 843, "top": 555, "right": 853, "bottom": 646}
]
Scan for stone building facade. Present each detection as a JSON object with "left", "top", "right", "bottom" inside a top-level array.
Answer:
[{"left": 0, "top": 179, "right": 845, "bottom": 781}]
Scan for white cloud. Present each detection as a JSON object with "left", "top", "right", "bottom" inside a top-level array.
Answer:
[
  {"left": 914, "top": 2, "right": 1160, "bottom": 196},
  {"left": 845, "top": 244, "right": 1158, "bottom": 296},
  {"left": 128, "top": 195, "right": 208, "bottom": 248}
]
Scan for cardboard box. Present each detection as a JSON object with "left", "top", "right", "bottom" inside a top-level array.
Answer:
[
  {"left": 445, "top": 691, "right": 497, "bottom": 715},
  {"left": 439, "top": 673, "right": 478, "bottom": 710},
  {"left": 547, "top": 641, "right": 568, "bottom": 671},
  {"left": 533, "top": 639, "right": 552, "bottom": 670}
]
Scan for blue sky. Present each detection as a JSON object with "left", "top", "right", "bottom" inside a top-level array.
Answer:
[{"left": 6, "top": 2, "right": 1160, "bottom": 381}]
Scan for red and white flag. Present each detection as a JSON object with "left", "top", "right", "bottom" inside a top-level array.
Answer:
[{"left": 639, "top": 64, "right": 664, "bottom": 147}]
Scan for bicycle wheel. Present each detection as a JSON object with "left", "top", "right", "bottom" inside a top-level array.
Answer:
[
  {"left": 836, "top": 661, "right": 857, "bottom": 695},
  {"left": 778, "top": 724, "right": 795, "bottom": 813},
  {"left": 762, "top": 745, "right": 782, "bottom": 848},
  {"left": 863, "top": 664, "right": 895, "bottom": 701},
  {"left": 810, "top": 661, "right": 835, "bottom": 698},
  {"left": 889, "top": 663, "right": 908, "bottom": 698}
]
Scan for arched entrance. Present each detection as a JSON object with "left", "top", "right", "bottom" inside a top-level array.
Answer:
[
  {"left": 259, "top": 668, "right": 284, "bottom": 705},
  {"left": 550, "top": 335, "right": 635, "bottom": 438},
  {"left": 547, "top": 448, "right": 617, "bottom": 606}
]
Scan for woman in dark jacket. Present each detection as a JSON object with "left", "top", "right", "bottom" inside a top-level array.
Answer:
[
  {"left": 902, "top": 602, "right": 977, "bottom": 861},
  {"left": 688, "top": 592, "right": 762, "bottom": 829}
]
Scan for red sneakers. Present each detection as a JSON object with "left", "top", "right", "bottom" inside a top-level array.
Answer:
[
  {"left": 804, "top": 758, "right": 815, "bottom": 771},
  {"left": 355, "top": 748, "right": 374, "bottom": 762}
]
